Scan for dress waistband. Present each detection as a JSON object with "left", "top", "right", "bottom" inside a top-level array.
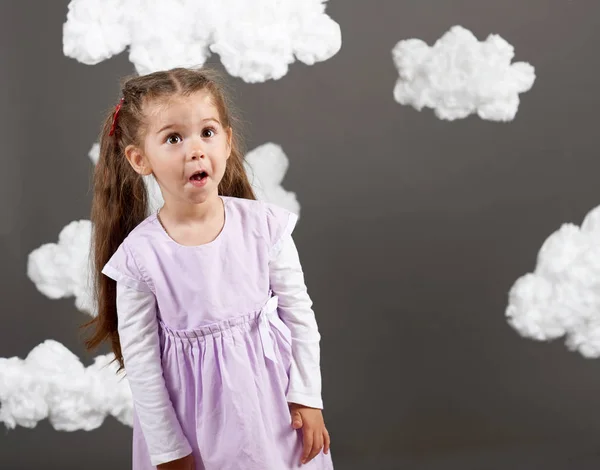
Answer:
[{"left": 158, "top": 295, "right": 289, "bottom": 364}]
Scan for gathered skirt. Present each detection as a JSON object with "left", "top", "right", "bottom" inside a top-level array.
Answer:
[{"left": 131, "top": 296, "right": 334, "bottom": 469}]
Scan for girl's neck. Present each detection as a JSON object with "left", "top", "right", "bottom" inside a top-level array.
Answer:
[{"left": 159, "top": 193, "right": 222, "bottom": 225}]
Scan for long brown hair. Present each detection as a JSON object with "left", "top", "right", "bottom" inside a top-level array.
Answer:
[{"left": 84, "top": 67, "right": 255, "bottom": 370}]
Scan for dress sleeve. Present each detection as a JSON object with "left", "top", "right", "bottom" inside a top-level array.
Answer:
[
  {"left": 269, "top": 234, "right": 324, "bottom": 410},
  {"left": 101, "top": 240, "right": 153, "bottom": 293},
  {"left": 265, "top": 203, "right": 299, "bottom": 261},
  {"left": 116, "top": 283, "right": 193, "bottom": 466}
]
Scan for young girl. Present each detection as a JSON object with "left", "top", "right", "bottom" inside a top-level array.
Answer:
[{"left": 85, "top": 68, "right": 333, "bottom": 470}]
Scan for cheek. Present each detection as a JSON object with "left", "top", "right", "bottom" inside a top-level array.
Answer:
[
  {"left": 215, "top": 144, "right": 230, "bottom": 166},
  {"left": 152, "top": 160, "right": 179, "bottom": 180}
]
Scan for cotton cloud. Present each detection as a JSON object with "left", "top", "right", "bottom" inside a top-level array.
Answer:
[
  {"left": 63, "top": 0, "right": 341, "bottom": 82},
  {"left": 244, "top": 143, "right": 300, "bottom": 215},
  {"left": 27, "top": 220, "right": 96, "bottom": 316},
  {"left": 506, "top": 205, "right": 600, "bottom": 358},
  {"left": 0, "top": 341, "right": 132, "bottom": 431},
  {"left": 392, "top": 25, "right": 535, "bottom": 121},
  {"left": 88, "top": 142, "right": 99, "bottom": 165}
]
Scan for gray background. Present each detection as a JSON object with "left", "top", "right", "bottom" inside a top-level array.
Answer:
[{"left": 2, "top": 0, "right": 600, "bottom": 469}]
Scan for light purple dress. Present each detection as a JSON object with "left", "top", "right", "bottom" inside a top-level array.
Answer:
[{"left": 102, "top": 196, "right": 333, "bottom": 469}]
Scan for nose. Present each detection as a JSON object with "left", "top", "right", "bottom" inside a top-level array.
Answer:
[{"left": 188, "top": 140, "right": 205, "bottom": 160}]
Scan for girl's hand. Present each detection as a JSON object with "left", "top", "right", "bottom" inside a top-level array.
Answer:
[
  {"left": 157, "top": 453, "right": 194, "bottom": 470},
  {"left": 289, "top": 403, "right": 331, "bottom": 465}
]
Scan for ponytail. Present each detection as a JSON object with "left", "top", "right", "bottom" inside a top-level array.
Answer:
[{"left": 83, "top": 108, "right": 148, "bottom": 370}]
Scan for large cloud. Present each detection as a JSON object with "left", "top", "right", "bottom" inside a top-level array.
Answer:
[
  {"left": 506, "top": 205, "right": 600, "bottom": 358},
  {"left": 0, "top": 341, "right": 132, "bottom": 431},
  {"left": 63, "top": 0, "right": 342, "bottom": 82},
  {"left": 392, "top": 25, "right": 536, "bottom": 121}
]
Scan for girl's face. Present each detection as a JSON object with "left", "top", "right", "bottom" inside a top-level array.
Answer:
[{"left": 126, "top": 90, "right": 232, "bottom": 209}]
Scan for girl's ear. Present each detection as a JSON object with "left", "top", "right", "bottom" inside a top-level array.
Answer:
[{"left": 125, "top": 145, "right": 153, "bottom": 176}]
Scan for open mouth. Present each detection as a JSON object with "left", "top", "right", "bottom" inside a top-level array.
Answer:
[{"left": 190, "top": 170, "right": 208, "bottom": 181}]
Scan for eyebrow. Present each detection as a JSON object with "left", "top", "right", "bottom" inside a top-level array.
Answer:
[{"left": 156, "top": 118, "right": 221, "bottom": 135}]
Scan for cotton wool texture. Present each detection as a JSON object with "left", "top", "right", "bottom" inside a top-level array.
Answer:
[
  {"left": 507, "top": 204, "right": 600, "bottom": 358},
  {"left": 63, "top": 0, "right": 342, "bottom": 82},
  {"left": 0, "top": 340, "right": 133, "bottom": 430},
  {"left": 392, "top": 25, "right": 536, "bottom": 121}
]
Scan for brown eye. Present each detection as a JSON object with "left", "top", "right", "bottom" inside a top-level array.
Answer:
[
  {"left": 202, "top": 128, "right": 215, "bottom": 138},
  {"left": 166, "top": 134, "right": 182, "bottom": 144}
]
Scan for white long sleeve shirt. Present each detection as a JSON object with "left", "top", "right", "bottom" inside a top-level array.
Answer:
[{"left": 115, "top": 234, "right": 323, "bottom": 465}]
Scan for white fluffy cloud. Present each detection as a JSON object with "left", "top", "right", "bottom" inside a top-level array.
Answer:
[
  {"left": 392, "top": 25, "right": 536, "bottom": 121},
  {"left": 0, "top": 341, "right": 132, "bottom": 431},
  {"left": 27, "top": 220, "right": 96, "bottom": 316},
  {"left": 506, "top": 205, "right": 600, "bottom": 358},
  {"left": 244, "top": 143, "right": 300, "bottom": 215},
  {"left": 63, "top": 0, "right": 341, "bottom": 83}
]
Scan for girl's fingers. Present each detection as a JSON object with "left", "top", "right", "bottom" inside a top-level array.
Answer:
[
  {"left": 323, "top": 427, "right": 331, "bottom": 454},
  {"left": 301, "top": 429, "right": 314, "bottom": 464},
  {"left": 291, "top": 410, "right": 303, "bottom": 429},
  {"left": 306, "top": 433, "right": 323, "bottom": 463}
]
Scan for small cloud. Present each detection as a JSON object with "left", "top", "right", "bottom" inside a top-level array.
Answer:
[
  {"left": 0, "top": 340, "right": 132, "bottom": 431},
  {"left": 27, "top": 220, "right": 96, "bottom": 316},
  {"left": 244, "top": 143, "right": 300, "bottom": 215},
  {"left": 392, "top": 25, "right": 535, "bottom": 121},
  {"left": 145, "top": 175, "right": 163, "bottom": 215},
  {"left": 506, "top": 205, "right": 600, "bottom": 358},
  {"left": 63, "top": 0, "right": 341, "bottom": 82},
  {"left": 88, "top": 142, "right": 99, "bottom": 165}
]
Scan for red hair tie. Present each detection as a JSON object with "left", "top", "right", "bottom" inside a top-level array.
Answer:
[{"left": 109, "top": 97, "right": 125, "bottom": 136}]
